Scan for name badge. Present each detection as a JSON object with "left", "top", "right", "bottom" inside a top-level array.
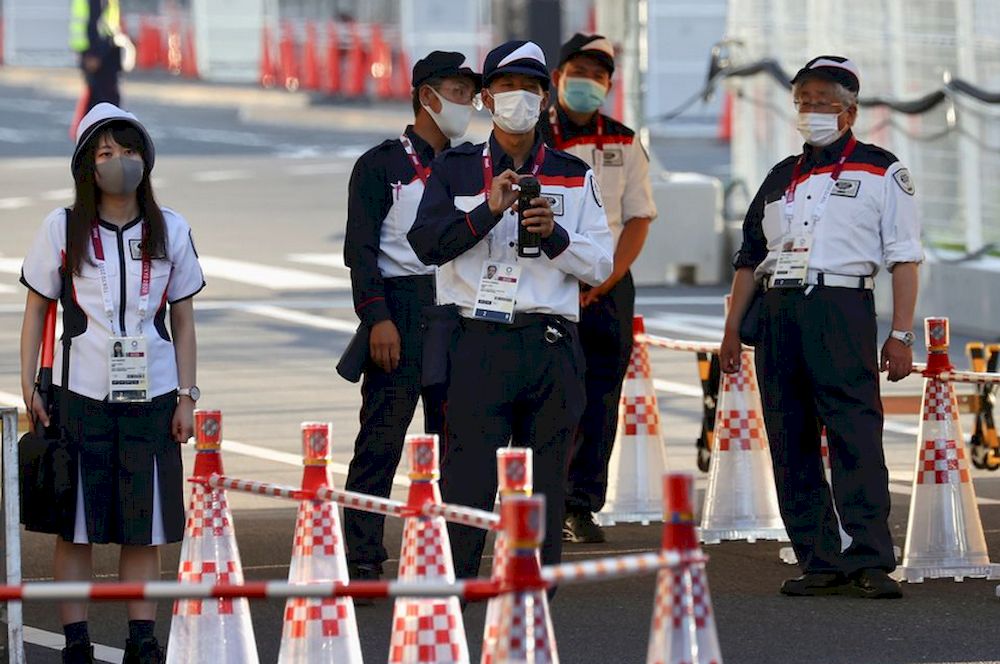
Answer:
[
  {"left": 108, "top": 336, "right": 150, "bottom": 402},
  {"left": 473, "top": 261, "right": 521, "bottom": 324},
  {"left": 771, "top": 235, "right": 813, "bottom": 288}
]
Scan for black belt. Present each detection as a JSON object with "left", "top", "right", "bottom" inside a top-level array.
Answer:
[{"left": 461, "top": 313, "right": 576, "bottom": 343}]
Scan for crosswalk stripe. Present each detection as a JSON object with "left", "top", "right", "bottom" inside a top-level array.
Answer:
[
  {"left": 198, "top": 256, "right": 351, "bottom": 290},
  {"left": 287, "top": 252, "right": 348, "bottom": 270}
]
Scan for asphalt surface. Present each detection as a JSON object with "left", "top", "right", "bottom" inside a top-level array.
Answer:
[{"left": 1, "top": 69, "right": 1000, "bottom": 664}]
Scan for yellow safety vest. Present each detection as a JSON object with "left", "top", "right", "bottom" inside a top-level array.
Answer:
[{"left": 69, "top": 0, "right": 120, "bottom": 53}]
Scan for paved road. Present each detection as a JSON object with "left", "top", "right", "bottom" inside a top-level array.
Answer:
[{"left": 2, "top": 72, "right": 1000, "bottom": 664}]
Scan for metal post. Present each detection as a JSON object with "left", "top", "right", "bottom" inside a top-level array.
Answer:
[{"left": 2, "top": 408, "right": 26, "bottom": 663}]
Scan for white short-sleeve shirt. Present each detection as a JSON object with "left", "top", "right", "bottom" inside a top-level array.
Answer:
[{"left": 21, "top": 206, "right": 205, "bottom": 400}]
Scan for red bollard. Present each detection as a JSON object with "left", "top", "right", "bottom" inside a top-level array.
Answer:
[
  {"left": 323, "top": 21, "right": 342, "bottom": 95},
  {"left": 300, "top": 21, "right": 320, "bottom": 91},
  {"left": 279, "top": 20, "right": 300, "bottom": 91},
  {"left": 259, "top": 24, "right": 277, "bottom": 88}
]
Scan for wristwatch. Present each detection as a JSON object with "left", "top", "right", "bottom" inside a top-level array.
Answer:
[
  {"left": 889, "top": 330, "right": 915, "bottom": 347},
  {"left": 178, "top": 386, "right": 201, "bottom": 402}
]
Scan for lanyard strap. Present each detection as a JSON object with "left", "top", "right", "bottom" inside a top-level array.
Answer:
[
  {"left": 548, "top": 107, "right": 604, "bottom": 152},
  {"left": 784, "top": 136, "right": 858, "bottom": 231},
  {"left": 90, "top": 221, "right": 151, "bottom": 336},
  {"left": 481, "top": 141, "right": 547, "bottom": 194},
  {"left": 399, "top": 133, "right": 429, "bottom": 184}
]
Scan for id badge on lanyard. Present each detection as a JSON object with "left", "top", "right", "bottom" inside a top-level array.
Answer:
[
  {"left": 773, "top": 137, "right": 857, "bottom": 288},
  {"left": 473, "top": 261, "right": 522, "bottom": 323},
  {"left": 91, "top": 222, "right": 152, "bottom": 402}
]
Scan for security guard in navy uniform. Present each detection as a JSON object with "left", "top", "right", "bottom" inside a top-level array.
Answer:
[
  {"left": 721, "top": 56, "right": 922, "bottom": 599},
  {"left": 539, "top": 34, "right": 658, "bottom": 543},
  {"left": 341, "top": 51, "right": 481, "bottom": 585},
  {"left": 408, "top": 40, "right": 613, "bottom": 579}
]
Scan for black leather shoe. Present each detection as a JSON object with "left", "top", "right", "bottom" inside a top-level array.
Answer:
[
  {"left": 563, "top": 511, "right": 606, "bottom": 543},
  {"left": 62, "top": 642, "right": 95, "bottom": 664},
  {"left": 348, "top": 562, "right": 381, "bottom": 606},
  {"left": 779, "top": 572, "right": 850, "bottom": 596},
  {"left": 123, "top": 636, "right": 165, "bottom": 664},
  {"left": 848, "top": 568, "right": 903, "bottom": 599}
]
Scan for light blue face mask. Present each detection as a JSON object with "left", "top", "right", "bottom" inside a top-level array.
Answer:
[{"left": 561, "top": 76, "right": 608, "bottom": 113}]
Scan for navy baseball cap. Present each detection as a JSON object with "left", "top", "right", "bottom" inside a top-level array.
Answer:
[
  {"left": 412, "top": 50, "right": 482, "bottom": 91},
  {"left": 791, "top": 55, "right": 860, "bottom": 94},
  {"left": 482, "top": 40, "right": 550, "bottom": 90},
  {"left": 559, "top": 33, "right": 615, "bottom": 75}
]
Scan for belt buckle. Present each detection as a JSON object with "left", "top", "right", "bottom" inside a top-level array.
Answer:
[{"left": 544, "top": 324, "right": 564, "bottom": 344}]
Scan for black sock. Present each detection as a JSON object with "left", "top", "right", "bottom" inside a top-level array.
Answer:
[
  {"left": 63, "top": 621, "right": 90, "bottom": 647},
  {"left": 128, "top": 620, "right": 155, "bottom": 642}
]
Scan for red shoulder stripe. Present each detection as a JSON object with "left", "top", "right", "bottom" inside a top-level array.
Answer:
[{"left": 537, "top": 175, "right": 586, "bottom": 188}]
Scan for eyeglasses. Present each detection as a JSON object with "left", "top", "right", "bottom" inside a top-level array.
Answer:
[
  {"left": 793, "top": 100, "right": 846, "bottom": 112},
  {"left": 435, "top": 83, "right": 478, "bottom": 105}
]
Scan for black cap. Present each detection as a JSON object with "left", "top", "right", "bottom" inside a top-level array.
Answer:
[
  {"left": 558, "top": 33, "right": 615, "bottom": 75},
  {"left": 791, "top": 55, "right": 860, "bottom": 94},
  {"left": 411, "top": 51, "right": 482, "bottom": 91},
  {"left": 482, "top": 40, "right": 550, "bottom": 90}
]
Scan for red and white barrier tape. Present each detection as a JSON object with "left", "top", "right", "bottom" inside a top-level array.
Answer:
[
  {"left": 206, "top": 475, "right": 301, "bottom": 500},
  {"left": 635, "top": 333, "right": 721, "bottom": 355},
  {"left": 540, "top": 550, "right": 703, "bottom": 586},
  {"left": 421, "top": 502, "right": 500, "bottom": 530},
  {"left": 315, "top": 486, "right": 406, "bottom": 518}
]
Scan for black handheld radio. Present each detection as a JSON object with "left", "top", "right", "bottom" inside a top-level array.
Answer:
[{"left": 517, "top": 176, "right": 542, "bottom": 258}]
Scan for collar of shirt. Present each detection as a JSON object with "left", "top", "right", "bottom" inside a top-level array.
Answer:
[
  {"left": 801, "top": 129, "right": 855, "bottom": 169},
  {"left": 488, "top": 130, "right": 546, "bottom": 175},
  {"left": 553, "top": 103, "right": 601, "bottom": 140},
  {"left": 403, "top": 124, "right": 443, "bottom": 165}
]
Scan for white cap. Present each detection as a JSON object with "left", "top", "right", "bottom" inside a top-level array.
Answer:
[{"left": 72, "top": 103, "right": 155, "bottom": 176}]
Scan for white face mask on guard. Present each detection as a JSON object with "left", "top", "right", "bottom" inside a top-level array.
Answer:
[
  {"left": 423, "top": 87, "right": 474, "bottom": 140},
  {"left": 488, "top": 89, "right": 543, "bottom": 134},
  {"left": 796, "top": 111, "right": 846, "bottom": 147}
]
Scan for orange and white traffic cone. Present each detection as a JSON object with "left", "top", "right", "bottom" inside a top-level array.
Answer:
[
  {"left": 388, "top": 435, "right": 470, "bottom": 664},
  {"left": 484, "top": 495, "right": 559, "bottom": 664},
  {"left": 323, "top": 20, "right": 341, "bottom": 95},
  {"left": 699, "top": 310, "right": 786, "bottom": 544},
  {"left": 166, "top": 410, "right": 259, "bottom": 664},
  {"left": 482, "top": 448, "right": 533, "bottom": 664},
  {"left": 648, "top": 473, "right": 722, "bottom": 664},
  {"left": 600, "top": 316, "right": 670, "bottom": 525},
  {"left": 300, "top": 21, "right": 321, "bottom": 91},
  {"left": 260, "top": 24, "right": 277, "bottom": 88},
  {"left": 780, "top": 428, "right": 852, "bottom": 564},
  {"left": 896, "top": 318, "right": 1000, "bottom": 583},
  {"left": 277, "top": 422, "right": 362, "bottom": 663},
  {"left": 279, "top": 20, "right": 300, "bottom": 91}
]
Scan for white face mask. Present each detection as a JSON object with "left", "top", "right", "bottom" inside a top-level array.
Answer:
[
  {"left": 423, "top": 87, "right": 474, "bottom": 140},
  {"left": 796, "top": 111, "right": 845, "bottom": 146},
  {"left": 488, "top": 89, "right": 542, "bottom": 134}
]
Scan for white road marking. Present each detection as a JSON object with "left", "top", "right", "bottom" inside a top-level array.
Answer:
[
  {"left": 0, "top": 127, "right": 32, "bottom": 143},
  {"left": 636, "top": 296, "right": 725, "bottom": 306},
  {"left": 0, "top": 197, "right": 32, "bottom": 209},
  {"left": 0, "top": 257, "right": 23, "bottom": 274},
  {"left": 643, "top": 313, "right": 725, "bottom": 341},
  {"left": 284, "top": 162, "right": 349, "bottom": 175},
  {"left": 0, "top": 283, "right": 14, "bottom": 294},
  {"left": 192, "top": 169, "right": 254, "bottom": 183},
  {"left": 0, "top": 389, "right": 22, "bottom": 407},
  {"left": 41, "top": 188, "right": 74, "bottom": 201},
  {"left": 23, "top": 625, "right": 124, "bottom": 663},
  {"left": 287, "top": 252, "right": 349, "bottom": 270},
  {"left": 198, "top": 256, "right": 351, "bottom": 290},
  {"left": 240, "top": 304, "right": 358, "bottom": 334},
  {"left": 653, "top": 379, "right": 702, "bottom": 399}
]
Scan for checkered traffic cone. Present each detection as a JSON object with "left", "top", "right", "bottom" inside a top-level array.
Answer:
[
  {"left": 388, "top": 435, "right": 470, "bottom": 664},
  {"left": 482, "top": 448, "right": 533, "bottom": 664},
  {"left": 484, "top": 495, "right": 559, "bottom": 664},
  {"left": 648, "top": 473, "right": 722, "bottom": 664},
  {"left": 896, "top": 318, "right": 1000, "bottom": 583},
  {"left": 699, "top": 335, "right": 787, "bottom": 544},
  {"left": 277, "top": 423, "right": 362, "bottom": 663},
  {"left": 780, "top": 428, "right": 852, "bottom": 564},
  {"left": 600, "top": 316, "right": 670, "bottom": 525},
  {"left": 167, "top": 411, "right": 260, "bottom": 664}
]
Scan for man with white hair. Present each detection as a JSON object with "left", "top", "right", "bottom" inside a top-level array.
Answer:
[{"left": 720, "top": 55, "right": 922, "bottom": 599}]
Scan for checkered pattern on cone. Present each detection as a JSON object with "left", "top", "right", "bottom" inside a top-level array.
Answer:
[
  {"left": 185, "top": 485, "right": 234, "bottom": 538},
  {"left": 481, "top": 533, "right": 510, "bottom": 664},
  {"left": 388, "top": 600, "right": 469, "bottom": 663},
  {"left": 722, "top": 351, "right": 757, "bottom": 394},
  {"left": 647, "top": 566, "right": 721, "bottom": 664},
  {"left": 715, "top": 409, "right": 765, "bottom": 451},
  {"left": 292, "top": 500, "right": 341, "bottom": 558},
  {"left": 917, "top": 437, "right": 970, "bottom": 484},
  {"left": 922, "top": 379, "right": 957, "bottom": 421},
  {"left": 174, "top": 560, "right": 240, "bottom": 616},
  {"left": 283, "top": 598, "right": 350, "bottom": 639},
  {"left": 489, "top": 590, "right": 558, "bottom": 664},
  {"left": 621, "top": 395, "right": 660, "bottom": 436},
  {"left": 398, "top": 517, "right": 451, "bottom": 581},
  {"left": 625, "top": 342, "right": 653, "bottom": 381}
]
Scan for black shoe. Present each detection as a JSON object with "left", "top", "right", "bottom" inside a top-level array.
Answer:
[
  {"left": 348, "top": 562, "right": 381, "bottom": 606},
  {"left": 779, "top": 572, "right": 850, "bottom": 596},
  {"left": 848, "top": 568, "right": 903, "bottom": 599},
  {"left": 562, "top": 511, "right": 606, "bottom": 544},
  {"left": 62, "top": 642, "right": 95, "bottom": 664},
  {"left": 123, "top": 637, "right": 165, "bottom": 664}
]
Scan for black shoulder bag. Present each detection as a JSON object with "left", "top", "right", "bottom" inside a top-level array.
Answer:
[{"left": 19, "top": 219, "right": 76, "bottom": 533}]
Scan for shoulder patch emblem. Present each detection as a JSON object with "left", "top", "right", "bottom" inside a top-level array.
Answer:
[
  {"left": 589, "top": 172, "right": 604, "bottom": 208},
  {"left": 893, "top": 168, "right": 915, "bottom": 196}
]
